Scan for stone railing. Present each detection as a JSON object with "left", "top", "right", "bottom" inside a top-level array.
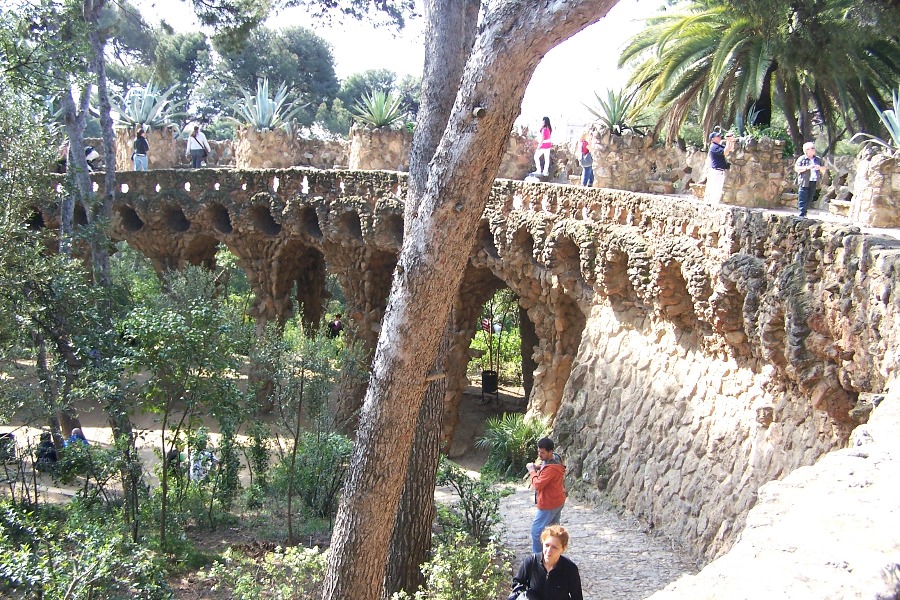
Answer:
[{"left": 234, "top": 126, "right": 349, "bottom": 170}]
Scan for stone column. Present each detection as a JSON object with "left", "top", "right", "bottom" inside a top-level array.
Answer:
[{"left": 850, "top": 151, "right": 900, "bottom": 227}]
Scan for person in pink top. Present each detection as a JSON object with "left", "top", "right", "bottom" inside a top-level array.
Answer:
[{"left": 533, "top": 117, "right": 553, "bottom": 176}]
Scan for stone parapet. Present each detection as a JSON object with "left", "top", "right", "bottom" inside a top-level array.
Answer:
[
  {"left": 234, "top": 127, "right": 348, "bottom": 170},
  {"left": 348, "top": 124, "right": 412, "bottom": 171}
]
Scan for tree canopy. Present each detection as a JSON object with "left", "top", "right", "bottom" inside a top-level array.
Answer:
[{"left": 621, "top": 0, "right": 900, "bottom": 149}]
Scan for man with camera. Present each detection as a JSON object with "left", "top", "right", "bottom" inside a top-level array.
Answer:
[
  {"left": 794, "top": 142, "right": 828, "bottom": 218},
  {"left": 704, "top": 130, "right": 736, "bottom": 204}
]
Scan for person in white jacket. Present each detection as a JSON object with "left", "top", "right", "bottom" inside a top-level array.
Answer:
[{"left": 185, "top": 125, "right": 211, "bottom": 168}]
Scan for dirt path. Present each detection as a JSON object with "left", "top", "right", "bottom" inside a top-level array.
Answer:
[{"left": 497, "top": 483, "right": 697, "bottom": 599}]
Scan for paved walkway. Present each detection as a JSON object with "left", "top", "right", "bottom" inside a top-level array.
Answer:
[{"left": 497, "top": 482, "right": 697, "bottom": 600}]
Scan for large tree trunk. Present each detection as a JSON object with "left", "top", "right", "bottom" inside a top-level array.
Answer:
[
  {"left": 383, "top": 2, "right": 481, "bottom": 594},
  {"left": 322, "top": 3, "right": 620, "bottom": 599},
  {"left": 382, "top": 325, "right": 451, "bottom": 597},
  {"left": 88, "top": 10, "right": 114, "bottom": 288}
]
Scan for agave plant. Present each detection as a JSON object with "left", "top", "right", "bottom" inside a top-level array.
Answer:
[
  {"left": 584, "top": 88, "right": 649, "bottom": 135},
  {"left": 229, "top": 78, "right": 305, "bottom": 133},
  {"left": 851, "top": 87, "right": 900, "bottom": 155},
  {"left": 111, "top": 80, "right": 186, "bottom": 129},
  {"left": 351, "top": 90, "right": 405, "bottom": 129}
]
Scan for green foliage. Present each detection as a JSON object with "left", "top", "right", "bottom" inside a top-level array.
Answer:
[
  {"left": 272, "top": 431, "right": 353, "bottom": 519},
  {"left": 743, "top": 124, "right": 794, "bottom": 157},
  {"left": 229, "top": 77, "right": 306, "bottom": 132},
  {"left": 469, "top": 327, "right": 522, "bottom": 385},
  {"left": 391, "top": 533, "right": 510, "bottom": 600},
  {"left": 476, "top": 413, "right": 549, "bottom": 479},
  {"left": 111, "top": 80, "right": 186, "bottom": 129},
  {"left": 352, "top": 89, "right": 406, "bottom": 128},
  {"left": 0, "top": 500, "right": 172, "bottom": 599},
  {"left": 203, "top": 545, "right": 326, "bottom": 599},
  {"left": 470, "top": 289, "right": 521, "bottom": 376},
  {"left": 851, "top": 87, "right": 900, "bottom": 154},
  {"left": 585, "top": 88, "right": 648, "bottom": 135},
  {"left": 315, "top": 98, "right": 353, "bottom": 136},
  {"left": 435, "top": 458, "right": 503, "bottom": 546}
]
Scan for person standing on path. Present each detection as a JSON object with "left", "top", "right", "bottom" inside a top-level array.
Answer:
[
  {"left": 534, "top": 117, "right": 553, "bottom": 176},
  {"left": 510, "top": 524, "right": 583, "bottom": 600},
  {"left": 579, "top": 136, "right": 593, "bottom": 187},
  {"left": 132, "top": 128, "right": 149, "bottom": 171},
  {"left": 703, "top": 130, "right": 735, "bottom": 204},
  {"left": 794, "top": 141, "right": 828, "bottom": 218},
  {"left": 186, "top": 125, "right": 211, "bottom": 168},
  {"left": 526, "top": 437, "right": 566, "bottom": 554}
]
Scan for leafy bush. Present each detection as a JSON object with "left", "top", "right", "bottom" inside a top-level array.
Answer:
[
  {"left": 435, "top": 458, "right": 503, "bottom": 546},
  {"left": 229, "top": 78, "right": 305, "bottom": 133},
  {"left": 0, "top": 500, "right": 172, "bottom": 599},
  {"left": 476, "top": 413, "right": 549, "bottom": 478},
  {"left": 271, "top": 431, "right": 352, "bottom": 519},
  {"left": 392, "top": 533, "right": 510, "bottom": 600},
  {"left": 112, "top": 80, "right": 186, "bottom": 129},
  {"left": 352, "top": 89, "right": 405, "bottom": 128},
  {"left": 743, "top": 124, "right": 794, "bottom": 157},
  {"left": 203, "top": 545, "right": 326, "bottom": 599}
]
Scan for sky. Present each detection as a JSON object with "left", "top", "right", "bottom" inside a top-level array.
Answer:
[{"left": 144, "top": 0, "right": 663, "bottom": 139}]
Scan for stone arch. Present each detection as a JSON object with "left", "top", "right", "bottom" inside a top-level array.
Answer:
[
  {"left": 249, "top": 204, "right": 281, "bottom": 236},
  {"left": 115, "top": 205, "right": 144, "bottom": 233},
  {"left": 545, "top": 232, "right": 589, "bottom": 299},
  {"left": 476, "top": 219, "right": 500, "bottom": 259},
  {"left": 655, "top": 256, "right": 698, "bottom": 329},
  {"left": 338, "top": 210, "right": 364, "bottom": 242},
  {"left": 373, "top": 212, "right": 403, "bottom": 250},
  {"left": 510, "top": 226, "right": 538, "bottom": 267},
  {"left": 299, "top": 206, "right": 323, "bottom": 240},
  {"left": 273, "top": 240, "right": 328, "bottom": 330},
  {"left": 205, "top": 202, "right": 233, "bottom": 235},
  {"left": 163, "top": 205, "right": 190, "bottom": 233},
  {"left": 183, "top": 235, "right": 219, "bottom": 270}
]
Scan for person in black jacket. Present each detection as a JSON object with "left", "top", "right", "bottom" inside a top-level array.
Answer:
[
  {"left": 509, "top": 524, "right": 583, "bottom": 600},
  {"left": 133, "top": 128, "right": 150, "bottom": 171},
  {"left": 35, "top": 432, "right": 58, "bottom": 472}
]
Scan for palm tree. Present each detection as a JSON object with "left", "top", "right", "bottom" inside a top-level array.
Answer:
[{"left": 619, "top": 0, "right": 900, "bottom": 150}]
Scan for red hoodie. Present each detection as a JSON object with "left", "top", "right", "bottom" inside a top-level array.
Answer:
[{"left": 530, "top": 461, "right": 566, "bottom": 510}]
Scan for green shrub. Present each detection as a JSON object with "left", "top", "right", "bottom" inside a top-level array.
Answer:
[
  {"left": 271, "top": 431, "right": 352, "bottom": 519},
  {"left": 203, "top": 545, "right": 326, "bottom": 599},
  {"left": 476, "top": 413, "right": 549, "bottom": 478},
  {"left": 435, "top": 458, "right": 503, "bottom": 546},
  {"left": 0, "top": 500, "right": 172, "bottom": 599},
  {"left": 391, "top": 533, "right": 510, "bottom": 600}
]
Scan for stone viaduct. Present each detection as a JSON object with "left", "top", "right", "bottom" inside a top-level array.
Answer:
[{"left": 52, "top": 167, "right": 900, "bottom": 595}]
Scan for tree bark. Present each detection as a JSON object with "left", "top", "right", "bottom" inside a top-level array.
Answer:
[
  {"left": 383, "top": 3, "right": 481, "bottom": 594},
  {"left": 322, "top": 2, "right": 620, "bottom": 599}
]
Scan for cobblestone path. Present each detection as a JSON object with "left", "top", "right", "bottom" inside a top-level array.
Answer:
[{"left": 498, "top": 483, "right": 697, "bottom": 600}]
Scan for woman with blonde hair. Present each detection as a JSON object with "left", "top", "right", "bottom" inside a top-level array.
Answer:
[{"left": 509, "top": 524, "right": 583, "bottom": 600}]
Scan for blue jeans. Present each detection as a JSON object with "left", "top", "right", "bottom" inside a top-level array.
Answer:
[
  {"left": 190, "top": 148, "right": 205, "bottom": 168},
  {"left": 133, "top": 154, "right": 148, "bottom": 171},
  {"left": 582, "top": 166, "right": 593, "bottom": 187},
  {"left": 798, "top": 185, "right": 815, "bottom": 217},
  {"left": 531, "top": 504, "right": 564, "bottom": 553}
]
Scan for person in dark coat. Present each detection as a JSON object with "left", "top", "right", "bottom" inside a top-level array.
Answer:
[
  {"left": 35, "top": 432, "right": 58, "bottom": 471},
  {"left": 509, "top": 524, "right": 583, "bottom": 600}
]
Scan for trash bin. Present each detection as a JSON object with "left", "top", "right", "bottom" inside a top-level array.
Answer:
[{"left": 481, "top": 370, "right": 498, "bottom": 394}]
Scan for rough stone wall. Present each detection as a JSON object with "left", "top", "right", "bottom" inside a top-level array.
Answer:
[
  {"left": 113, "top": 126, "right": 182, "bottom": 171},
  {"left": 51, "top": 169, "right": 900, "bottom": 593},
  {"left": 234, "top": 127, "right": 349, "bottom": 169},
  {"left": 719, "top": 136, "right": 789, "bottom": 207},
  {"left": 646, "top": 387, "right": 900, "bottom": 600},
  {"left": 850, "top": 150, "right": 900, "bottom": 227},
  {"left": 348, "top": 125, "right": 412, "bottom": 171}
]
